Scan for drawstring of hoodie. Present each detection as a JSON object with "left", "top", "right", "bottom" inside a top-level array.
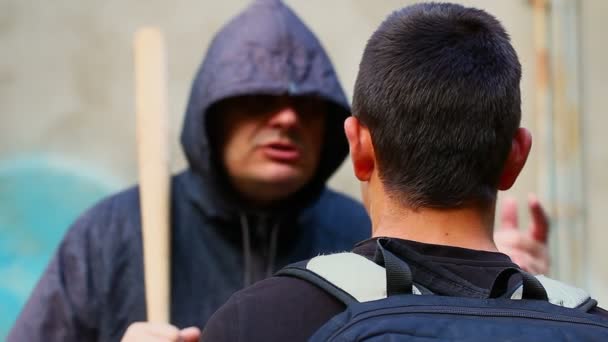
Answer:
[
  {"left": 266, "top": 222, "right": 280, "bottom": 278},
  {"left": 239, "top": 213, "right": 282, "bottom": 286},
  {"left": 240, "top": 214, "right": 253, "bottom": 287}
]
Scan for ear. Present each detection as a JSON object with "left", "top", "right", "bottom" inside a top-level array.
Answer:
[
  {"left": 344, "top": 116, "right": 375, "bottom": 181},
  {"left": 498, "top": 127, "right": 532, "bottom": 190}
]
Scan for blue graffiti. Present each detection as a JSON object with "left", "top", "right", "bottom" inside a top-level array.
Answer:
[{"left": 0, "top": 156, "right": 116, "bottom": 338}]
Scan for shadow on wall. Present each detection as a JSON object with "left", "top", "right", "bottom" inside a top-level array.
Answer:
[{"left": 0, "top": 156, "right": 117, "bottom": 338}]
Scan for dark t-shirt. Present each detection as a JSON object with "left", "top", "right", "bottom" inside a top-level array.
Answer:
[{"left": 202, "top": 238, "right": 608, "bottom": 342}]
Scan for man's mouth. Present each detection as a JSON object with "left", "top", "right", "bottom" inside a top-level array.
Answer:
[{"left": 261, "top": 142, "right": 302, "bottom": 162}]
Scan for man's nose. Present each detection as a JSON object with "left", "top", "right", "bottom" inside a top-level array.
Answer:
[{"left": 269, "top": 105, "right": 299, "bottom": 129}]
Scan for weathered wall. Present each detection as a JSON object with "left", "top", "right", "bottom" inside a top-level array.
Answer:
[
  {"left": 0, "top": 0, "right": 538, "bottom": 196},
  {"left": 581, "top": 0, "right": 608, "bottom": 305}
]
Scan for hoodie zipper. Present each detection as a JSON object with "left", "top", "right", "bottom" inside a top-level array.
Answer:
[
  {"left": 239, "top": 214, "right": 253, "bottom": 287},
  {"left": 240, "top": 214, "right": 281, "bottom": 286}
]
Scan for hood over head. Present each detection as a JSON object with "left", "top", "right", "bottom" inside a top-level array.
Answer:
[{"left": 180, "top": 0, "right": 351, "bottom": 219}]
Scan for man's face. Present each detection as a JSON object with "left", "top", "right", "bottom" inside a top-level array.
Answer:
[{"left": 217, "top": 95, "right": 326, "bottom": 204}]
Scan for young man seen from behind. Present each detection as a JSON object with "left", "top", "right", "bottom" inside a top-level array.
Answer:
[{"left": 201, "top": 3, "right": 608, "bottom": 341}]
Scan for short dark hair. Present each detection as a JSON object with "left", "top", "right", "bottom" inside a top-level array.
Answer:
[{"left": 352, "top": 2, "right": 522, "bottom": 209}]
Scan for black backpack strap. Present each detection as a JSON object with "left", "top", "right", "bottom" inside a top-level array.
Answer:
[
  {"left": 491, "top": 267, "right": 596, "bottom": 311},
  {"left": 489, "top": 267, "right": 548, "bottom": 300},
  {"left": 373, "top": 239, "right": 414, "bottom": 296},
  {"left": 507, "top": 274, "right": 594, "bottom": 310},
  {"left": 276, "top": 261, "right": 358, "bottom": 306},
  {"left": 577, "top": 298, "right": 599, "bottom": 312}
]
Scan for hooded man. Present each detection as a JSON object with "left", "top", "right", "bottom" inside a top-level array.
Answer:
[{"left": 10, "top": 1, "right": 549, "bottom": 341}]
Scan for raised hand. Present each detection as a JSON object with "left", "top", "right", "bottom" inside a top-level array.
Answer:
[{"left": 494, "top": 194, "right": 550, "bottom": 275}]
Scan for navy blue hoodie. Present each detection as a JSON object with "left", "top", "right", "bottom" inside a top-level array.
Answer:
[{"left": 8, "top": 1, "right": 371, "bottom": 340}]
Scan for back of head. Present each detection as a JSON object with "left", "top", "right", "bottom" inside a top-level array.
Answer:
[{"left": 352, "top": 3, "right": 522, "bottom": 209}]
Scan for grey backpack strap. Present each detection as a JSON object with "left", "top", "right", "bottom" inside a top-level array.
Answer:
[
  {"left": 510, "top": 275, "right": 595, "bottom": 311},
  {"left": 277, "top": 259, "right": 359, "bottom": 305},
  {"left": 277, "top": 252, "right": 423, "bottom": 305}
]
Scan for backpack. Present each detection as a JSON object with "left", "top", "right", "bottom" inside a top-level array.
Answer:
[{"left": 276, "top": 239, "right": 608, "bottom": 341}]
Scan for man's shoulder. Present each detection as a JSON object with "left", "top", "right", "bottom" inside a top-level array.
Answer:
[
  {"left": 73, "top": 173, "right": 186, "bottom": 229},
  {"left": 75, "top": 186, "right": 140, "bottom": 226},
  {"left": 203, "top": 275, "right": 344, "bottom": 341},
  {"left": 62, "top": 184, "right": 145, "bottom": 248},
  {"left": 299, "top": 188, "right": 371, "bottom": 250},
  {"left": 317, "top": 188, "right": 365, "bottom": 209},
  {"left": 227, "top": 275, "right": 318, "bottom": 304},
  {"left": 309, "top": 188, "right": 370, "bottom": 224}
]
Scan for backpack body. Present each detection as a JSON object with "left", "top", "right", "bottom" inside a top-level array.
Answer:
[
  {"left": 277, "top": 240, "right": 608, "bottom": 341},
  {"left": 310, "top": 294, "right": 608, "bottom": 341}
]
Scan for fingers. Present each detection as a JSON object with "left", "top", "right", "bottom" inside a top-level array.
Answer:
[
  {"left": 504, "top": 248, "right": 549, "bottom": 275},
  {"left": 494, "top": 229, "right": 550, "bottom": 274},
  {"left": 528, "top": 193, "right": 549, "bottom": 243},
  {"left": 495, "top": 194, "right": 551, "bottom": 275},
  {"left": 179, "top": 327, "right": 201, "bottom": 342},
  {"left": 500, "top": 196, "right": 519, "bottom": 230},
  {"left": 495, "top": 228, "right": 544, "bottom": 258},
  {"left": 494, "top": 227, "right": 550, "bottom": 275}
]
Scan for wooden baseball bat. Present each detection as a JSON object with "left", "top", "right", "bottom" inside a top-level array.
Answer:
[{"left": 134, "top": 27, "right": 171, "bottom": 323}]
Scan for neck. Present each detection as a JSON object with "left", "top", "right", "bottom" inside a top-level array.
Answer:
[{"left": 367, "top": 189, "right": 498, "bottom": 252}]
